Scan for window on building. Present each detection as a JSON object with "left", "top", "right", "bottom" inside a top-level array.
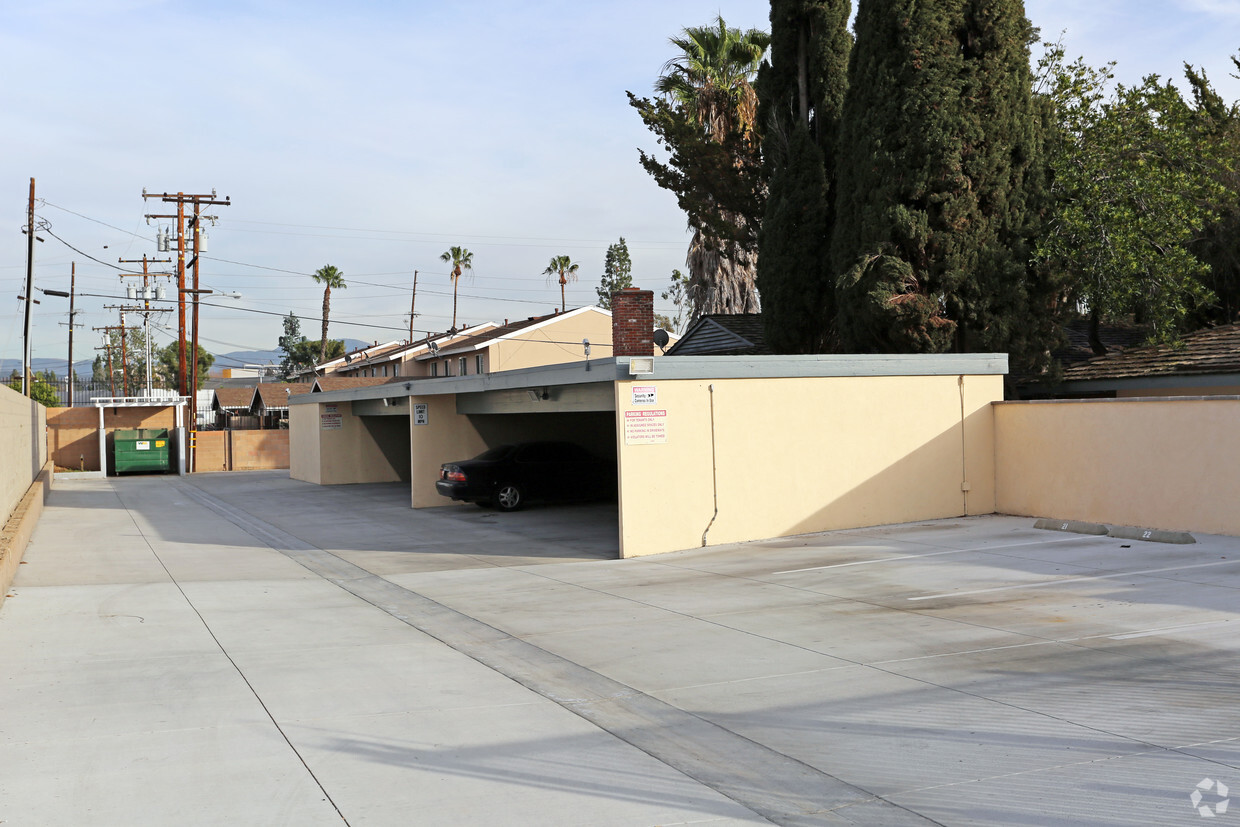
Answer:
[
  {"left": 459, "top": 357, "right": 468, "bottom": 376},
  {"left": 382, "top": 365, "right": 388, "bottom": 377},
  {"left": 443, "top": 360, "right": 451, "bottom": 376},
  {"left": 475, "top": 354, "right": 484, "bottom": 374},
  {"left": 431, "top": 362, "right": 438, "bottom": 377}
]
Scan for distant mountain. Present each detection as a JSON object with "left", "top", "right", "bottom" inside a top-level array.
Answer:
[{"left": 2, "top": 338, "right": 373, "bottom": 379}]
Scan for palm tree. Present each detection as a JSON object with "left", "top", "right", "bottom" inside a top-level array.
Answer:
[
  {"left": 656, "top": 16, "right": 768, "bottom": 319},
  {"left": 543, "top": 255, "right": 580, "bottom": 312},
  {"left": 439, "top": 246, "right": 474, "bottom": 330},
  {"left": 310, "top": 264, "right": 346, "bottom": 362}
]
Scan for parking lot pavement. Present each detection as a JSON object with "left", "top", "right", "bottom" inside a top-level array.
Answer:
[{"left": 3, "top": 473, "right": 1239, "bottom": 825}]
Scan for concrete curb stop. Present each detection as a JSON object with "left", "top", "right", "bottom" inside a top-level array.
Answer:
[
  {"left": 1107, "top": 524, "right": 1196, "bottom": 544},
  {"left": 1033, "top": 518, "right": 1109, "bottom": 536}
]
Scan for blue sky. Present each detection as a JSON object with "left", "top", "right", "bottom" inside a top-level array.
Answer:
[{"left": 3, "top": 0, "right": 1238, "bottom": 370}]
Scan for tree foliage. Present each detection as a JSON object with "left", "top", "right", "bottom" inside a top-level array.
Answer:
[
  {"left": 596, "top": 238, "right": 633, "bottom": 309},
  {"left": 654, "top": 269, "right": 689, "bottom": 335},
  {"left": 439, "top": 246, "right": 474, "bottom": 330},
  {"left": 755, "top": 0, "right": 851, "bottom": 353},
  {"left": 1184, "top": 56, "right": 1240, "bottom": 327},
  {"left": 277, "top": 312, "right": 341, "bottom": 378},
  {"left": 90, "top": 327, "right": 151, "bottom": 393},
  {"left": 1036, "top": 45, "right": 1231, "bottom": 346},
  {"left": 543, "top": 255, "right": 580, "bottom": 313},
  {"left": 7, "top": 373, "right": 58, "bottom": 406},
  {"left": 630, "top": 16, "right": 769, "bottom": 321},
  {"left": 832, "top": 0, "right": 1051, "bottom": 369},
  {"left": 155, "top": 342, "right": 215, "bottom": 391}
]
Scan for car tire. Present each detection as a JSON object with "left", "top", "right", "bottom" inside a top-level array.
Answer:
[{"left": 495, "top": 483, "right": 522, "bottom": 511}]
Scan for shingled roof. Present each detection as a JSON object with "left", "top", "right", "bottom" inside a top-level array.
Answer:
[
  {"left": 253, "top": 383, "right": 312, "bottom": 411},
  {"left": 213, "top": 386, "right": 256, "bottom": 410},
  {"left": 666, "top": 314, "right": 770, "bottom": 356},
  {"left": 310, "top": 376, "right": 405, "bottom": 393},
  {"left": 1061, "top": 323, "right": 1240, "bottom": 382}
]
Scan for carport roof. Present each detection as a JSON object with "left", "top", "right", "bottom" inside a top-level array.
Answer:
[{"left": 290, "top": 352, "right": 1008, "bottom": 406}]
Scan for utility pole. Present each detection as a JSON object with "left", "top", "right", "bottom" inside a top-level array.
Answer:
[
  {"left": 143, "top": 188, "right": 229, "bottom": 475},
  {"left": 95, "top": 333, "right": 116, "bottom": 397},
  {"left": 142, "top": 189, "right": 229, "bottom": 398},
  {"left": 93, "top": 324, "right": 139, "bottom": 397},
  {"left": 409, "top": 270, "right": 419, "bottom": 342},
  {"left": 55, "top": 264, "right": 83, "bottom": 406},
  {"left": 118, "top": 255, "right": 172, "bottom": 397},
  {"left": 21, "top": 178, "right": 36, "bottom": 396}
]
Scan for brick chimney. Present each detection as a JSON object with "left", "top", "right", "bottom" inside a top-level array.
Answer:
[{"left": 611, "top": 287, "right": 654, "bottom": 357}]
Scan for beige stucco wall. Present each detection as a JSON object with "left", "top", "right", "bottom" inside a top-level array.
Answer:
[
  {"left": 615, "top": 374, "right": 1001, "bottom": 558},
  {"left": 995, "top": 398, "right": 1240, "bottom": 536},
  {"left": 488, "top": 310, "right": 612, "bottom": 372},
  {"left": 0, "top": 384, "right": 47, "bottom": 528},
  {"left": 289, "top": 400, "right": 408, "bottom": 485},
  {"left": 408, "top": 394, "right": 488, "bottom": 507},
  {"left": 289, "top": 402, "right": 323, "bottom": 484}
]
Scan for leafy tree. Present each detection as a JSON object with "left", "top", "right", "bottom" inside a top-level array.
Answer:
[
  {"left": 89, "top": 327, "right": 150, "bottom": 393},
  {"left": 439, "top": 246, "right": 474, "bottom": 330},
  {"left": 831, "top": 0, "right": 1051, "bottom": 370},
  {"left": 7, "top": 373, "right": 58, "bottom": 406},
  {"left": 596, "top": 238, "right": 633, "bottom": 309},
  {"left": 155, "top": 342, "right": 214, "bottom": 391},
  {"left": 655, "top": 269, "right": 689, "bottom": 335},
  {"left": 755, "top": 0, "right": 851, "bottom": 354},
  {"left": 630, "top": 16, "right": 769, "bottom": 321},
  {"left": 310, "top": 264, "right": 346, "bottom": 362},
  {"left": 1185, "top": 56, "right": 1240, "bottom": 327},
  {"left": 1036, "top": 46, "right": 1229, "bottom": 348},
  {"left": 277, "top": 312, "right": 341, "bottom": 378}
]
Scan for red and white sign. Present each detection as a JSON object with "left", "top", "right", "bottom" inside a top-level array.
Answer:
[{"left": 624, "top": 408, "right": 667, "bottom": 444}]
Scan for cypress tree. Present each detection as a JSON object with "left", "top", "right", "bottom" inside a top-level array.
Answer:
[
  {"left": 756, "top": 0, "right": 852, "bottom": 353},
  {"left": 831, "top": 0, "right": 1049, "bottom": 361}
]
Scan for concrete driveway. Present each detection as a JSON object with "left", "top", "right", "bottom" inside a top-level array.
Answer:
[{"left": 2, "top": 471, "right": 1238, "bottom": 825}]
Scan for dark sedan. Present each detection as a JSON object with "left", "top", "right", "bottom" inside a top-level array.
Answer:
[{"left": 435, "top": 441, "right": 616, "bottom": 511}]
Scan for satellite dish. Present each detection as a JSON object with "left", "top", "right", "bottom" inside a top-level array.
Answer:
[
  {"left": 428, "top": 340, "right": 440, "bottom": 357},
  {"left": 653, "top": 328, "right": 670, "bottom": 351}
]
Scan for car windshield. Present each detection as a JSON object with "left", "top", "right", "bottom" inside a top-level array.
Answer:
[{"left": 473, "top": 445, "right": 515, "bottom": 461}]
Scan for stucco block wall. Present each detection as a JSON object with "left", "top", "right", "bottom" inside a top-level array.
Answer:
[
  {"left": 195, "top": 430, "right": 290, "bottom": 472},
  {"left": 290, "top": 403, "right": 322, "bottom": 484},
  {"left": 290, "top": 400, "right": 408, "bottom": 485},
  {"left": 995, "top": 398, "right": 1240, "bottom": 536},
  {"left": 615, "top": 374, "right": 1000, "bottom": 557},
  {"left": 47, "top": 406, "right": 179, "bottom": 473},
  {"left": 0, "top": 385, "right": 47, "bottom": 529},
  {"left": 46, "top": 407, "right": 101, "bottom": 470}
]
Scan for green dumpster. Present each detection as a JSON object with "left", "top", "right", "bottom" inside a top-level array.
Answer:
[{"left": 113, "top": 428, "right": 171, "bottom": 474}]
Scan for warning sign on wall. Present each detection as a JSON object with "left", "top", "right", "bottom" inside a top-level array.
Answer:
[
  {"left": 631, "top": 385, "right": 657, "bottom": 405},
  {"left": 624, "top": 409, "right": 667, "bottom": 444},
  {"left": 413, "top": 403, "right": 429, "bottom": 425},
  {"left": 320, "top": 414, "right": 343, "bottom": 430}
]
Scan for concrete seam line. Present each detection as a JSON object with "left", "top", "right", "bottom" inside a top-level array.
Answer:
[
  {"left": 127, "top": 481, "right": 352, "bottom": 826},
  {"left": 172, "top": 479, "right": 940, "bottom": 827}
]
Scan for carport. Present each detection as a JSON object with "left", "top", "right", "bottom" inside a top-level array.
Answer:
[{"left": 289, "top": 350, "right": 1009, "bottom": 559}]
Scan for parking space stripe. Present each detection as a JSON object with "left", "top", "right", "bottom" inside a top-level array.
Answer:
[
  {"left": 773, "top": 535, "right": 1092, "bottom": 574},
  {"left": 908, "top": 559, "right": 1240, "bottom": 601}
]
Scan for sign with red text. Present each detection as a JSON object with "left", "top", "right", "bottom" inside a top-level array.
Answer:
[{"left": 624, "top": 409, "right": 667, "bottom": 444}]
